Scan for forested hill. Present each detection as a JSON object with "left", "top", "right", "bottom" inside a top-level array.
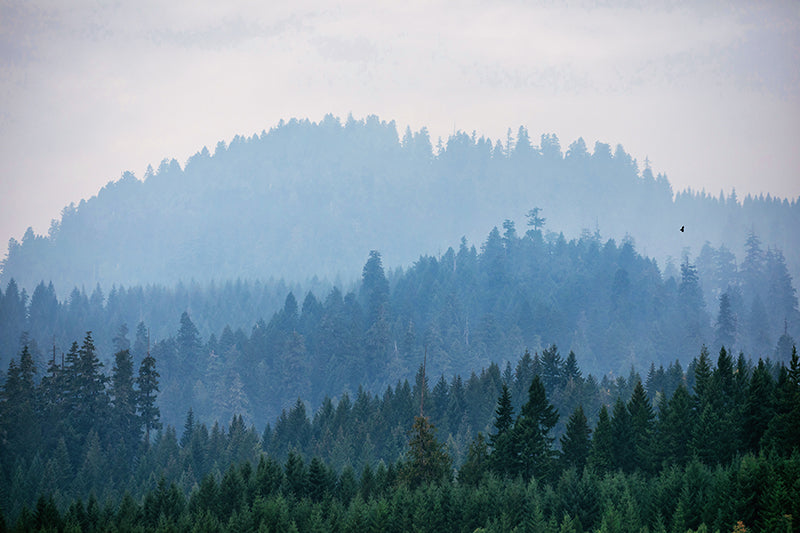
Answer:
[
  {"left": 2, "top": 223, "right": 797, "bottom": 430},
  {"left": 2, "top": 114, "right": 799, "bottom": 294}
]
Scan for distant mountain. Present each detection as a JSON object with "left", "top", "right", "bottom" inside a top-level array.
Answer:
[{"left": 2, "top": 114, "right": 799, "bottom": 295}]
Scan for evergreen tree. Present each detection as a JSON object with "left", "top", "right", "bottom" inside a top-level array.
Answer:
[
  {"left": 458, "top": 433, "right": 489, "bottom": 486},
  {"left": 714, "top": 292, "right": 737, "bottom": 353},
  {"left": 133, "top": 321, "right": 149, "bottom": 361},
  {"left": 308, "top": 456, "right": 333, "bottom": 503},
  {"left": 181, "top": 408, "right": 195, "bottom": 448},
  {"left": 588, "top": 404, "right": 613, "bottom": 473},
  {"left": 110, "top": 348, "right": 141, "bottom": 458},
  {"left": 137, "top": 351, "right": 161, "bottom": 443},
  {"left": 540, "top": 344, "right": 565, "bottom": 392},
  {"left": 283, "top": 450, "right": 308, "bottom": 499},
  {"left": 0, "top": 347, "right": 39, "bottom": 462},
  {"left": 177, "top": 311, "right": 201, "bottom": 371},
  {"left": 361, "top": 250, "right": 390, "bottom": 328},
  {"left": 400, "top": 416, "right": 451, "bottom": 488},
  {"left": 512, "top": 374, "right": 558, "bottom": 481},
  {"left": 679, "top": 259, "right": 709, "bottom": 355},
  {"left": 653, "top": 383, "right": 692, "bottom": 467},
  {"left": 627, "top": 381, "right": 655, "bottom": 473},
  {"left": 489, "top": 383, "right": 515, "bottom": 476},
  {"left": 742, "top": 359, "right": 774, "bottom": 453},
  {"left": 74, "top": 332, "right": 108, "bottom": 436},
  {"left": 764, "top": 346, "right": 800, "bottom": 455},
  {"left": 741, "top": 229, "right": 765, "bottom": 305},
  {"left": 559, "top": 405, "right": 591, "bottom": 472},
  {"left": 610, "top": 397, "right": 633, "bottom": 472}
]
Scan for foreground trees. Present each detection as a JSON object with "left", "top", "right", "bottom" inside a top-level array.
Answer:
[{"left": 1, "top": 341, "right": 798, "bottom": 532}]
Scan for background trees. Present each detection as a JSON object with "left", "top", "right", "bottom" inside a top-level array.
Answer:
[{"left": 1, "top": 226, "right": 796, "bottom": 434}]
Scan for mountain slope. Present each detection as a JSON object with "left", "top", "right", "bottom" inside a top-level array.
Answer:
[{"left": 2, "top": 114, "right": 798, "bottom": 295}]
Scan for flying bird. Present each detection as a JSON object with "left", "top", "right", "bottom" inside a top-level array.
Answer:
[{"left": 680, "top": 226, "right": 684, "bottom": 232}]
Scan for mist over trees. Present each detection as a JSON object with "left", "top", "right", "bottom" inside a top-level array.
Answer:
[
  {"left": 1, "top": 223, "right": 797, "bottom": 431},
  {"left": 2, "top": 114, "right": 798, "bottom": 297},
  {"left": 1, "top": 114, "right": 799, "bottom": 531}
]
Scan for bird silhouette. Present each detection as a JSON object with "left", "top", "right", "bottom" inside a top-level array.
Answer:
[{"left": 680, "top": 225, "right": 685, "bottom": 232}]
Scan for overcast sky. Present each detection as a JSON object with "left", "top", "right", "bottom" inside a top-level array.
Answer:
[{"left": 1, "top": 0, "right": 799, "bottom": 251}]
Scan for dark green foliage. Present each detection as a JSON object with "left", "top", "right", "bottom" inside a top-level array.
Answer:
[
  {"left": 610, "top": 396, "right": 634, "bottom": 472},
  {"left": 763, "top": 346, "right": 800, "bottom": 455},
  {"left": 137, "top": 351, "right": 161, "bottom": 443},
  {"left": 400, "top": 416, "right": 452, "bottom": 488},
  {"left": 560, "top": 405, "right": 591, "bottom": 472},
  {"left": 2, "top": 318, "right": 800, "bottom": 532},
  {"left": 488, "top": 383, "right": 515, "bottom": 477},
  {"left": 588, "top": 404, "right": 613, "bottom": 474},
  {"left": 512, "top": 375, "right": 558, "bottom": 481},
  {"left": 654, "top": 384, "right": 692, "bottom": 467},
  {"left": 742, "top": 359, "right": 775, "bottom": 453},
  {"left": 111, "top": 348, "right": 141, "bottom": 462},
  {"left": 627, "top": 381, "right": 655, "bottom": 473}
]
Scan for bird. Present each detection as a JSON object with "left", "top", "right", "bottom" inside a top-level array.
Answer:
[{"left": 680, "top": 225, "right": 684, "bottom": 232}]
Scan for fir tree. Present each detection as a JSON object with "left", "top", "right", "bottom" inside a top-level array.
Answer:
[
  {"left": 627, "top": 381, "right": 655, "bottom": 473},
  {"left": 512, "top": 374, "right": 558, "bottom": 481},
  {"left": 110, "top": 348, "right": 141, "bottom": 459},
  {"left": 400, "top": 416, "right": 451, "bottom": 488},
  {"left": 137, "top": 351, "right": 161, "bottom": 444},
  {"left": 589, "top": 404, "right": 613, "bottom": 473},
  {"left": 559, "top": 405, "right": 591, "bottom": 472},
  {"left": 489, "top": 383, "right": 515, "bottom": 476}
]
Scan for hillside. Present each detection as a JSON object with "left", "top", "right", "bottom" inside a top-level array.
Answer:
[
  {"left": 2, "top": 222, "right": 797, "bottom": 430},
  {"left": 2, "top": 114, "right": 799, "bottom": 296}
]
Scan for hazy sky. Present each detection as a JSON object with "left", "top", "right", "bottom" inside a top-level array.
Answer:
[{"left": 1, "top": 0, "right": 799, "bottom": 252}]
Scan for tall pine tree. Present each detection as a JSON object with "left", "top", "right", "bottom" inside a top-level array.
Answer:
[
  {"left": 137, "top": 351, "right": 161, "bottom": 444},
  {"left": 512, "top": 375, "right": 558, "bottom": 481}
]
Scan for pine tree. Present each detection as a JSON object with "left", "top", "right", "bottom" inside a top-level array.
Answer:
[
  {"left": 137, "top": 351, "right": 161, "bottom": 444},
  {"left": 181, "top": 408, "right": 195, "bottom": 448},
  {"left": 74, "top": 332, "right": 108, "bottom": 437},
  {"left": 361, "top": 250, "right": 390, "bottom": 328},
  {"left": 714, "top": 292, "right": 737, "bottom": 353},
  {"left": 458, "top": 433, "right": 489, "bottom": 486},
  {"left": 110, "top": 348, "right": 141, "bottom": 460},
  {"left": 284, "top": 450, "right": 309, "bottom": 499},
  {"left": 763, "top": 346, "right": 800, "bottom": 455},
  {"left": 0, "top": 347, "right": 39, "bottom": 460},
  {"left": 308, "top": 457, "right": 333, "bottom": 502},
  {"left": 400, "top": 416, "right": 452, "bottom": 488},
  {"left": 588, "top": 404, "right": 613, "bottom": 473},
  {"left": 512, "top": 374, "right": 558, "bottom": 481},
  {"left": 627, "top": 381, "right": 655, "bottom": 473},
  {"left": 654, "top": 383, "right": 692, "bottom": 467},
  {"left": 489, "top": 383, "right": 515, "bottom": 476},
  {"left": 559, "top": 405, "right": 591, "bottom": 472},
  {"left": 610, "top": 397, "right": 633, "bottom": 472},
  {"left": 177, "top": 311, "right": 201, "bottom": 375}
]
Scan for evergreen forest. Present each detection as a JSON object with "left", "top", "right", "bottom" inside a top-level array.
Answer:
[
  {"left": 1, "top": 327, "right": 799, "bottom": 532},
  {"left": 1, "top": 116, "right": 799, "bottom": 532},
  {"left": 2, "top": 115, "right": 799, "bottom": 295},
  {"left": 1, "top": 223, "right": 797, "bottom": 430}
]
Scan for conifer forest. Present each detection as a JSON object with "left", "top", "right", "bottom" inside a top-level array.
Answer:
[{"left": 1, "top": 118, "right": 799, "bottom": 532}]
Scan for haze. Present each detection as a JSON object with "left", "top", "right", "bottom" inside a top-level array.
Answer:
[{"left": 1, "top": 0, "right": 799, "bottom": 250}]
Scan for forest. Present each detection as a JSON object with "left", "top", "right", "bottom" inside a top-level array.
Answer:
[
  {"left": 1, "top": 115, "right": 799, "bottom": 531},
  {"left": 2, "top": 115, "right": 799, "bottom": 296},
  {"left": 1, "top": 222, "right": 797, "bottom": 431},
  {"left": 1, "top": 325, "right": 798, "bottom": 532}
]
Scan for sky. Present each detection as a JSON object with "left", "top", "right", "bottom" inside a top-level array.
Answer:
[{"left": 1, "top": 0, "right": 799, "bottom": 251}]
